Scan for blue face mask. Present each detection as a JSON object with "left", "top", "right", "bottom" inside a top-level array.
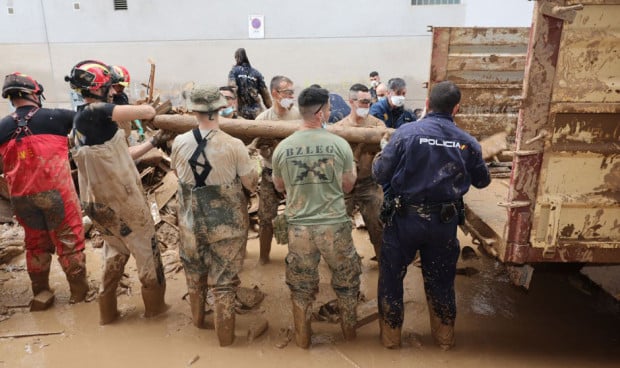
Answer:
[{"left": 219, "top": 106, "right": 235, "bottom": 116}]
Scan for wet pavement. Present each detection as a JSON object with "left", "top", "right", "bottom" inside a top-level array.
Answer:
[{"left": 1, "top": 229, "right": 619, "bottom": 368}]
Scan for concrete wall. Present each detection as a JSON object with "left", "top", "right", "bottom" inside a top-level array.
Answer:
[{"left": 0, "top": 0, "right": 534, "bottom": 114}]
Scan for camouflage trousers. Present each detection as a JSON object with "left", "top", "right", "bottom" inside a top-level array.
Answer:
[
  {"left": 177, "top": 181, "right": 248, "bottom": 297},
  {"left": 345, "top": 177, "right": 384, "bottom": 258},
  {"left": 285, "top": 222, "right": 362, "bottom": 307}
]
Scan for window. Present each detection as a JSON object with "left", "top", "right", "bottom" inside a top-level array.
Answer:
[
  {"left": 114, "top": 0, "right": 128, "bottom": 11},
  {"left": 7, "top": 7, "right": 14, "bottom": 14},
  {"left": 73, "top": 2, "right": 80, "bottom": 11},
  {"left": 412, "top": 0, "right": 461, "bottom": 5}
]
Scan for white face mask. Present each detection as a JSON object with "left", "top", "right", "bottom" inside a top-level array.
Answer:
[
  {"left": 356, "top": 107, "right": 369, "bottom": 118},
  {"left": 279, "top": 98, "right": 294, "bottom": 109},
  {"left": 390, "top": 95, "right": 405, "bottom": 107},
  {"left": 370, "top": 80, "right": 379, "bottom": 88}
]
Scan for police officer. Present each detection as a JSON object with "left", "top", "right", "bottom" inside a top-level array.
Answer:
[
  {"left": 369, "top": 77, "right": 415, "bottom": 129},
  {"left": 372, "top": 81, "right": 490, "bottom": 350}
]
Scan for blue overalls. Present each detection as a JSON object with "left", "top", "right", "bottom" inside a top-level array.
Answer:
[{"left": 372, "top": 112, "right": 490, "bottom": 330}]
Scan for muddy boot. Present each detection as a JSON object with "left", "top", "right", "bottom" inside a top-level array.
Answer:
[
  {"left": 142, "top": 283, "right": 170, "bottom": 318},
  {"left": 292, "top": 299, "right": 312, "bottom": 349},
  {"left": 428, "top": 305, "right": 455, "bottom": 351},
  {"left": 98, "top": 254, "right": 128, "bottom": 325},
  {"left": 379, "top": 318, "right": 401, "bottom": 349},
  {"left": 214, "top": 294, "right": 236, "bottom": 347},
  {"left": 98, "top": 290, "right": 119, "bottom": 325},
  {"left": 338, "top": 297, "right": 358, "bottom": 341},
  {"left": 188, "top": 289, "right": 206, "bottom": 328},
  {"left": 67, "top": 270, "right": 89, "bottom": 304},
  {"left": 29, "top": 271, "right": 55, "bottom": 311},
  {"left": 259, "top": 223, "right": 273, "bottom": 265}
]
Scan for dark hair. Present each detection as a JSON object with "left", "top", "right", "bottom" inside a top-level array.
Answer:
[
  {"left": 369, "top": 71, "right": 379, "bottom": 78},
  {"left": 270, "top": 75, "right": 293, "bottom": 92},
  {"left": 429, "top": 81, "right": 461, "bottom": 114},
  {"left": 309, "top": 84, "right": 322, "bottom": 89},
  {"left": 387, "top": 78, "right": 406, "bottom": 92},
  {"left": 298, "top": 87, "right": 329, "bottom": 118},
  {"left": 219, "top": 86, "right": 235, "bottom": 93},
  {"left": 234, "top": 48, "right": 251, "bottom": 67},
  {"left": 349, "top": 83, "right": 369, "bottom": 93}
]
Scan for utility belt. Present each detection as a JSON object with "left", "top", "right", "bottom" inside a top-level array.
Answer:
[{"left": 380, "top": 195, "right": 464, "bottom": 226}]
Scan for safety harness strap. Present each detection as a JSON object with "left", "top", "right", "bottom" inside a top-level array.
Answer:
[
  {"left": 188, "top": 128, "right": 213, "bottom": 188},
  {"left": 10, "top": 107, "right": 40, "bottom": 142}
]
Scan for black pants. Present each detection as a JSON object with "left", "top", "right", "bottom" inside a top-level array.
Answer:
[{"left": 378, "top": 208, "right": 460, "bottom": 328}]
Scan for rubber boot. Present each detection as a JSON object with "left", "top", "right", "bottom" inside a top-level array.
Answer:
[
  {"left": 338, "top": 297, "right": 357, "bottom": 341},
  {"left": 142, "top": 283, "right": 169, "bottom": 318},
  {"left": 428, "top": 303, "right": 455, "bottom": 351},
  {"left": 292, "top": 299, "right": 312, "bottom": 349},
  {"left": 188, "top": 289, "right": 206, "bottom": 328},
  {"left": 379, "top": 318, "right": 401, "bottom": 349},
  {"left": 67, "top": 270, "right": 89, "bottom": 304},
  {"left": 214, "top": 293, "right": 236, "bottom": 347},
  {"left": 98, "top": 254, "right": 128, "bottom": 325},
  {"left": 259, "top": 223, "right": 273, "bottom": 265},
  {"left": 29, "top": 270, "right": 55, "bottom": 311}
]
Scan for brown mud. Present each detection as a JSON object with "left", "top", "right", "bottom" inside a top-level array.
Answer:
[{"left": 1, "top": 229, "right": 619, "bottom": 368}]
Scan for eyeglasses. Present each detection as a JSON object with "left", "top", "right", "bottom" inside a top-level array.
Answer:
[
  {"left": 277, "top": 89, "right": 294, "bottom": 97},
  {"left": 314, "top": 103, "right": 325, "bottom": 115}
]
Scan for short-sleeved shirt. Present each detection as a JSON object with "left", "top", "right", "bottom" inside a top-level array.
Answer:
[
  {"left": 333, "top": 114, "right": 385, "bottom": 179},
  {"left": 272, "top": 128, "right": 354, "bottom": 225},
  {"left": 255, "top": 106, "right": 301, "bottom": 122},
  {"left": 170, "top": 128, "right": 256, "bottom": 186},
  {"left": 0, "top": 106, "right": 74, "bottom": 145},
  {"left": 73, "top": 102, "right": 118, "bottom": 146}
]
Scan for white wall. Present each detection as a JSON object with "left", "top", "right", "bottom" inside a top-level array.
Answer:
[{"left": 0, "top": 0, "right": 534, "bottom": 114}]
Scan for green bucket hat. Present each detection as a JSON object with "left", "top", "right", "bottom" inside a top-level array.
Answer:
[{"left": 189, "top": 84, "right": 227, "bottom": 112}]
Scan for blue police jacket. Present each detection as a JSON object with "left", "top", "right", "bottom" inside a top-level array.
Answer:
[
  {"left": 372, "top": 112, "right": 490, "bottom": 203},
  {"left": 369, "top": 98, "right": 416, "bottom": 129}
]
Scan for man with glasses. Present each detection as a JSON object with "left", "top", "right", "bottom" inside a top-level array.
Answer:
[
  {"left": 333, "top": 83, "right": 385, "bottom": 262},
  {"left": 254, "top": 76, "right": 302, "bottom": 264},
  {"left": 370, "top": 77, "right": 416, "bottom": 129},
  {"left": 218, "top": 86, "right": 239, "bottom": 119},
  {"left": 271, "top": 87, "right": 361, "bottom": 348}
]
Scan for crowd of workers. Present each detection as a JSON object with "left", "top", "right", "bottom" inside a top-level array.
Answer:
[{"left": 0, "top": 47, "right": 490, "bottom": 350}]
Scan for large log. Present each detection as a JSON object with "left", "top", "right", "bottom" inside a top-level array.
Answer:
[{"left": 152, "top": 115, "right": 393, "bottom": 144}]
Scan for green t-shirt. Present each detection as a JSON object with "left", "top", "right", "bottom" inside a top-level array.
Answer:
[{"left": 272, "top": 129, "right": 354, "bottom": 225}]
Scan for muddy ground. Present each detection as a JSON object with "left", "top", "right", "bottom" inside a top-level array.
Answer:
[{"left": 1, "top": 229, "right": 619, "bottom": 368}]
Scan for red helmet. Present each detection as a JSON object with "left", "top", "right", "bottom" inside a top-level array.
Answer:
[
  {"left": 111, "top": 65, "right": 130, "bottom": 87},
  {"left": 65, "top": 60, "right": 112, "bottom": 92},
  {"left": 2, "top": 72, "right": 45, "bottom": 99}
]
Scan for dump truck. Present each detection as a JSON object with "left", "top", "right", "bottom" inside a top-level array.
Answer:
[{"left": 428, "top": 0, "right": 620, "bottom": 297}]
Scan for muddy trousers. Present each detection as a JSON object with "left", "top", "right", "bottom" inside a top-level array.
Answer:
[
  {"left": 258, "top": 171, "right": 280, "bottom": 263},
  {"left": 378, "top": 209, "right": 460, "bottom": 349},
  {"left": 98, "top": 235, "right": 167, "bottom": 325},
  {"left": 13, "top": 190, "right": 88, "bottom": 307},
  {"left": 180, "top": 236, "right": 244, "bottom": 347},
  {"left": 286, "top": 222, "right": 362, "bottom": 347},
  {"left": 345, "top": 178, "right": 384, "bottom": 259}
]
